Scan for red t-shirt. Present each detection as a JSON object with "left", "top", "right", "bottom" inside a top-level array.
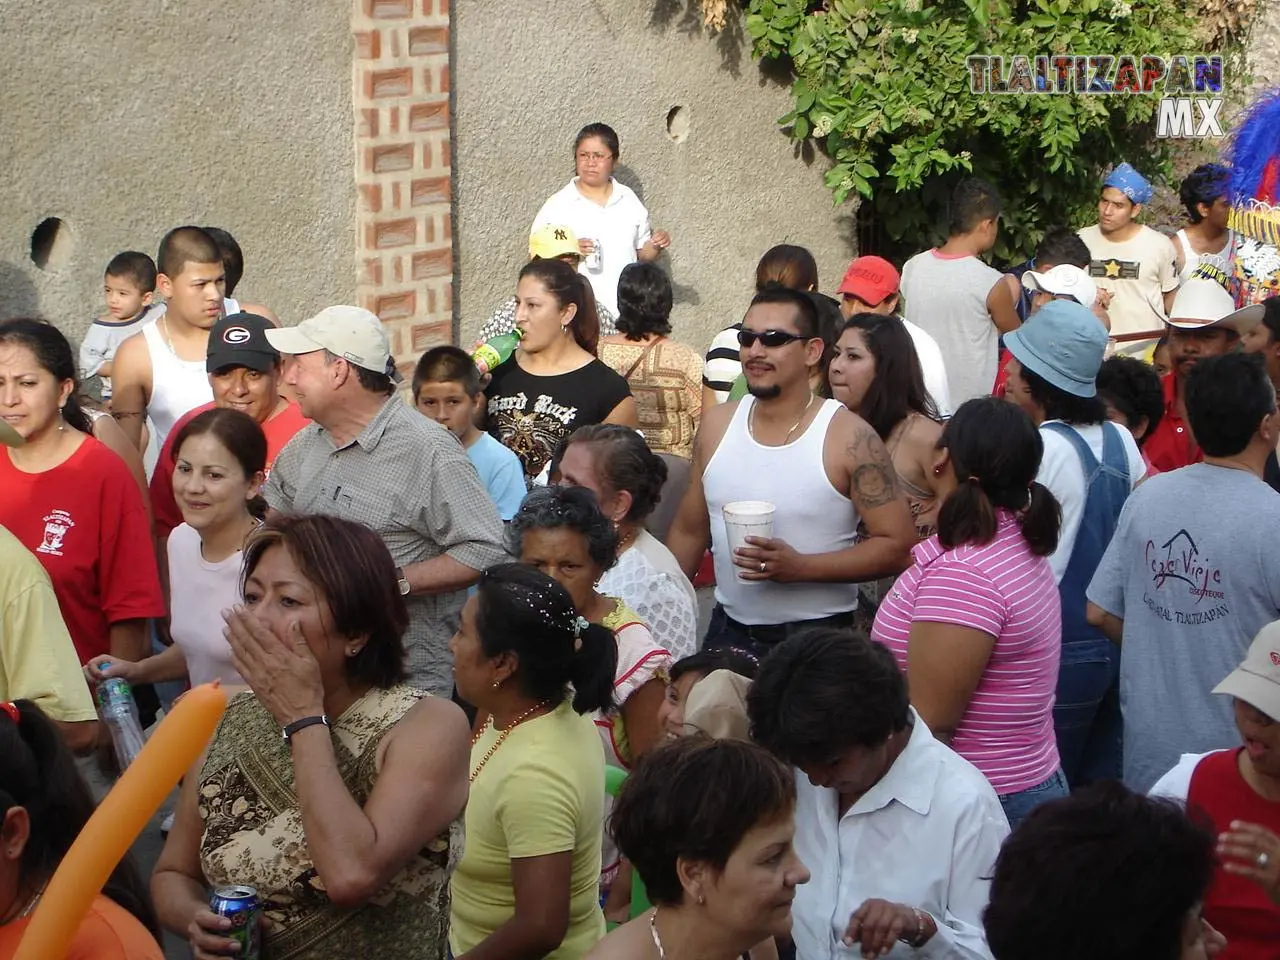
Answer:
[
  {"left": 1187, "top": 748, "right": 1280, "bottom": 959},
  {"left": 0, "top": 438, "right": 164, "bottom": 663},
  {"left": 149, "top": 399, "right": 311, "bottom": 538},
  {"left": 1144, "top": 372, "right": 1203, "bottom": 474},
  {"left": 0, "top": 893, "right": 164, "bottom": 959}
]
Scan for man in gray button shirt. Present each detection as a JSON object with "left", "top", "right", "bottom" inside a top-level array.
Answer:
[{"left": 264, "top": 306, "right": 507, "bottom": 695}]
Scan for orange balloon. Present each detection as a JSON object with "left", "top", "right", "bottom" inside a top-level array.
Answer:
[{"left": 14, "top": 682, "right": 228, "bottom": 960}]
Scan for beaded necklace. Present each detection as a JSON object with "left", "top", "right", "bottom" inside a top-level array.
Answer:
[{"left": 469, "top": 700, "right": 550, "bottom": 783}]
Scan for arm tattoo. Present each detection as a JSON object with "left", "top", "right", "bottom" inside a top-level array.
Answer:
[{"left": 847, "top": 421, "right": 900, "bottom": 510}]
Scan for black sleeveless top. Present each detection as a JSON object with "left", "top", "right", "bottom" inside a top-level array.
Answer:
[{"left": 485, "top": 358, "right": 631, "bottom": 482}]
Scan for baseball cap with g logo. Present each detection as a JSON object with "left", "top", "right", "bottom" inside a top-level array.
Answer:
[{"left": 206, "top": 313, "right": 280, "bottom": 374}]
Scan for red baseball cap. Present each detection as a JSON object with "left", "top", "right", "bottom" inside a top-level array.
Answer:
[{"left": 837, "top": 256, "right": 900, "bottom": 305}]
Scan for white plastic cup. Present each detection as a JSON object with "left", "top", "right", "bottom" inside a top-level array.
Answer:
[{"left": 722, "top": 501, "right": 776, "bottom": 582}]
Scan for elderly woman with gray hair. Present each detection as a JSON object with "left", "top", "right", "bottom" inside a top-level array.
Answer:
[{"left": 508, "top": 486, "right": 673, "bottom": 886}]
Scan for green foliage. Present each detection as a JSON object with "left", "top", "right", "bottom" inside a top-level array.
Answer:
[{"left": 742, "top": 0, "right": 1205, "bottom": 264}]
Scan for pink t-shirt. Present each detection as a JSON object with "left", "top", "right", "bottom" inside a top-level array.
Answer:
[{"left": 872, "top": 510, "right": 1061, "bottom": 795}]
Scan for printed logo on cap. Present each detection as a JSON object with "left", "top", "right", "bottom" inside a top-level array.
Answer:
[
  {"left": 223, "top": 326, "right": 251, "bottom": 344},
  {"left": 554, "top": 229, "right": 567, "bottom": 241}
]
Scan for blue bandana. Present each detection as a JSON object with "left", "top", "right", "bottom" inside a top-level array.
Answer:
[{"left": 1104, "top": 162, "right": 1153, "bottom": 206}]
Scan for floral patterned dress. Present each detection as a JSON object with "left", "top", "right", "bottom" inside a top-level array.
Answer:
[{"left": 198, "top": 687, "right": 461, "bottom": 960}]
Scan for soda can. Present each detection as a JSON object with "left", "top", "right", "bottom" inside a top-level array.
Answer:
[
  {"left": 96, "top": 677, "right": 132, "bottom": 712},
  {"left": 210, "top": 885, "right": 262, "bottom": 960}
]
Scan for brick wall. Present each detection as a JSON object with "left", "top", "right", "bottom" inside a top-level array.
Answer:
[{"left": 353, "top": 0, "right": 454, "bottom": 377}]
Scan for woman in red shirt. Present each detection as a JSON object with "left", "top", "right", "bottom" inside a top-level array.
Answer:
[
  {"left": 0, "top": 699, "right": 163, "bottom": 959},
  {"left": 1151, "top": 621, "right": 1280, "bottom": 958},
  {"left": 0, "top": 320, "right": 163, "bottom": 665}
]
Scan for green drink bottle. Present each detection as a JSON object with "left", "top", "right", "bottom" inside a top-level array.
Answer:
[{"left": 472, "top": 328, "right": 523, "bottom": 377}]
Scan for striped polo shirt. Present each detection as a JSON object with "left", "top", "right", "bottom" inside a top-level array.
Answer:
[{"left": 872, "top": 509, "right": 1062, "bottom": 795}]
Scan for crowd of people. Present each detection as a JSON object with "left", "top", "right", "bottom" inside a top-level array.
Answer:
[{"left": 2, "top": 121, "right": 1280, "bottom": 960}]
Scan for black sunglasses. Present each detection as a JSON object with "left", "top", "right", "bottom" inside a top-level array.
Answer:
[{"left": 737, "top": 328, "right": 812, "bottom": 349}]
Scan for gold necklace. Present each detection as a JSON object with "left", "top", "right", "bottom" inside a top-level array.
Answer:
[
  {"left": 470, "top": 701, "right": 550, "bottom": 782},
  {"left": 160, "top": 315, "right": 177, "bottom": 356},
  {"left": 749, "top": 392, "right": 817, "bottom": 446}
]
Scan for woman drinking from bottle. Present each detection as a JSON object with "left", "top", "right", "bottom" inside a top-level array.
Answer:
[{"left": 485, "top": 258, "right": 637, "bottom": 484}]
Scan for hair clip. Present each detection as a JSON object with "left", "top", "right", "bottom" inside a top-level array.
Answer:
[{"left": 0, "top": 702, "right": 19, "bottom": 724}]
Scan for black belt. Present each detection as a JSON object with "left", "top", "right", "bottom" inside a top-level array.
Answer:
[{"left": 723, "top": 610, "right": 856, "bottom": 646}]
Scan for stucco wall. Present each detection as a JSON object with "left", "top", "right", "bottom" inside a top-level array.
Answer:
[
  {"left": 0, "top": 1, "right": 356, "bottom": 342},
  {"left": 452, "top": 1, "right": 854, "bottom": 350}
]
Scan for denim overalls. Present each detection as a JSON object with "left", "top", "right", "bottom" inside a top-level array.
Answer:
[{"left": 1043, "top": 421, "right": 1131, "bottom": 787}]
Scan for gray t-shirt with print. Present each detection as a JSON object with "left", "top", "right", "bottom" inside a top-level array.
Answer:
[{"left": 1087, "top": 463, "right": 1280, "bottom": 792}]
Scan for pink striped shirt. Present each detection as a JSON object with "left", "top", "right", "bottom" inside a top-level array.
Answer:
[{"left": 872, "top": 510, "right": 1062, "bottom": 795}]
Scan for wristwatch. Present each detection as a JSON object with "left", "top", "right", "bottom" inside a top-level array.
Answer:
[
  {"left": 395, "top": 567, "right": 411, "bottom": 597},
  {"left": 282, "top": 714, "right": 330, "bottom": 742}
]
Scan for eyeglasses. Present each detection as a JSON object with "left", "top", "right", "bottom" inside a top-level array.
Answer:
[
  {"left": 576, "top": 152, "right": 612, "bottom": 163},
  {"left": 737, "top": 328, "right": 812, "bottom": 349}
]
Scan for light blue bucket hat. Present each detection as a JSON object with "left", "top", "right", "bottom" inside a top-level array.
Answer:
[{"left": 1004, "top": 300, "right": 1108, "bottom": 398}]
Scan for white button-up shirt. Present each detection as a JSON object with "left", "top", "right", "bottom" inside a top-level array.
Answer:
[
  {"left": 791, "top": 711, "right": 1009, "bottom": 960},
  {"left": 532, "top": 178, "right": 652, "bottom": 316}
]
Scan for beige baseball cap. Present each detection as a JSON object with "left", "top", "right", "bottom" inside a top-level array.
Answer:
[
  {"left": 1213, "top": 620, "right": 1280, "bottom": 721},
  {"left": 683, "top": 670, "right": 752, "bottom": 740},
  {"left": 264, "top": 306, "right": 399, "bottom": 379},
  {"left": 0, "top": 420, "right": 23, "bottom": 448}
]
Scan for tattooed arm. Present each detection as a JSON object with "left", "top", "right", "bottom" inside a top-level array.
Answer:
[{"left": 734, "top": 412, "right": 914, "bottom": 583}]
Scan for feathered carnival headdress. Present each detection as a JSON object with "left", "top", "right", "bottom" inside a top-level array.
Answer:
[{"left": 1227, "top": 87, "right": 1280, "bottom": 205}]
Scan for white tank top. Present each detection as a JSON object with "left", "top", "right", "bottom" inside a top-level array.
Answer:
[
  {"left": 704, "top": 397, "right": 860, "bottom": 625},
  {"left": 1175, "top": 228, "right": 1233, "bottom": 282},
  {"left": 141, "top": 320, "right": 213, "bottom": 451}
]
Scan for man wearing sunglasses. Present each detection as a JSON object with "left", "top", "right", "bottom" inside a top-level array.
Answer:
[{"left": 668, "top": 285, "right": 916, "bottom": 659}]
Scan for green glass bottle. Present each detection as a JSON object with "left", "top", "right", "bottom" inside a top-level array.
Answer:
[{"left": 472, "top": 328, "right": 523, "bottom": 377}]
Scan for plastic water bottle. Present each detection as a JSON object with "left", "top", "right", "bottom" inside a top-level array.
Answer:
[
  {"left": 472, "top": 329, "right": 523, "bottom": 377},
  {"left": 96, "top": 669, "right": 146, "bottom": 769}
]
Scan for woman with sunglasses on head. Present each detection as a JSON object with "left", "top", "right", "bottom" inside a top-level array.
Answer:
[
  {"left": 829, "top": 312, "right": 943, "bottom": 541},
  {"left": 484, "top": 258, "right": 637, "bottom": 486},
  {"left": 0, "top": 699, "right": 163, "bottom": 958},
  {"left": 532, "top": 122, "right": 671, "bottom": 320}
]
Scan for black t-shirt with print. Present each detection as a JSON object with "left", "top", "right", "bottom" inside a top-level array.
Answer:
[{"left": 485, "top": 358, "right": 631, "bottom": 482}]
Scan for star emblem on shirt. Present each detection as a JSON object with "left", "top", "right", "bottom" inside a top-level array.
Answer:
[{"left": 1104, "top": 259, "right": 1122, "bottom": 278}]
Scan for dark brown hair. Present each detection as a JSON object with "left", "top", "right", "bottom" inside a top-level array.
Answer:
[
  {"left": 755, "top": 244, "right": 818, "bottom": 292},
  {"left": 0, "top": 700, "right": 160, "bottom": 936},
  {"left": 935, "top": 397, "right": 1060, "bottom": 556},
  {"left": 156, "top": 225, "right": 223, "bottom": 279},
  {"left": 610, "top": 736, "right": 795, "bottom": 906},
  {"left": 241, "top": 515, "right": 409, "bottom": 687},
  {"left": 170, "top": 407, "right": 267, "bottom": 477},
  {"left": 562, "top": 423, "right": 668, "bottom": 523},
  {"left": 519, "top": 257, "right": 601, "bottom": 355},
  {"left": 0, "top": 319, "right": 93, "bottom": 435}
]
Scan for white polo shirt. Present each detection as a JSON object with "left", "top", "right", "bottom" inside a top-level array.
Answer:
[{"left": 532, "top": 178, "right": 652, "bottom": 316}]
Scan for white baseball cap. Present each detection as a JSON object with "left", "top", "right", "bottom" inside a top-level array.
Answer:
[
  {"left": 1166, "top": 278, "right": 1239, "bottom": 330},
  {"left": 264, "top": 306, "right": 398, "bottom": 379},
  {"left": 1213, "top": 619, "right": 1280, "bottom": 721},
  {"left": 1021, "top": 264, "right": 1098, "bottom": 311}
]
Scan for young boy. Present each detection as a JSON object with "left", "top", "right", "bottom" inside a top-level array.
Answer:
[
  {"left": 413, "top": 346, "right": 526, "bottom": 520},
  {"left": 80, "top": 251, "right": 161, "bottom": 402}
]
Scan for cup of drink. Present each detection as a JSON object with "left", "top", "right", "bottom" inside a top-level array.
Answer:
[{"left": 722, "top": 501, "right": 776, "bottom": 582}]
